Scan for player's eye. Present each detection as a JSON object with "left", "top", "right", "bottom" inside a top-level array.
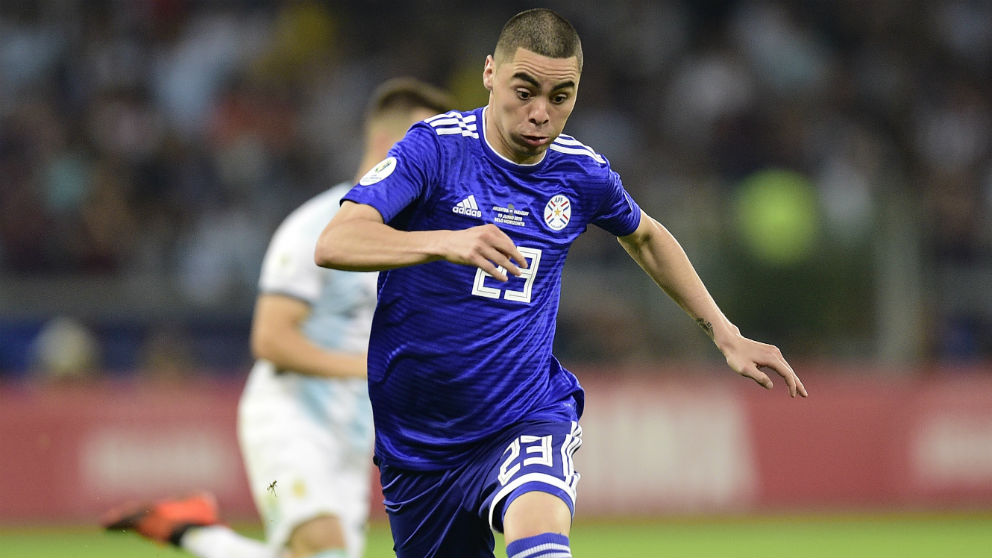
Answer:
[
  {"left": 516, "top": 89, "right": 532, "bottom": 100},
  {"left": 552, "top": 93, "right": 569, "bottom": 104}
]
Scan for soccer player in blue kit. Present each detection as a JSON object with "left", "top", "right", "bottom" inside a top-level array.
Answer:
[{"left": 315, "top": 8, "right": 808, "bottom": 558}]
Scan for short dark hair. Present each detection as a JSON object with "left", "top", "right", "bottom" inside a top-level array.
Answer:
[
  {"left": 494, "top": 8, "right": 582, "bottom": 71},
  {"left": 366, "top": 77, "right": 454, "bottom": 122}
]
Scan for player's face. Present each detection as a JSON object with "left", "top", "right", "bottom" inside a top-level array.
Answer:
[{"left": 483, "top": 47, "right": 580, "bottom": 165}]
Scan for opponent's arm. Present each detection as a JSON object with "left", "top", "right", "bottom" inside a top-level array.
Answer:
[
  {"left": 250, "top": 294, "right": 367, "bottom": 379},
  {"left": 315, "top": 201, "right": 528, "bottom": 282},
  {"left": 618, "top": 210, "right": 807, "bottom": 397}
]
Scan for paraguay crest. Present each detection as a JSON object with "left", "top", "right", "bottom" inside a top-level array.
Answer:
[{"left": 544, "top": 194, "right": 571, "bottom": 231}]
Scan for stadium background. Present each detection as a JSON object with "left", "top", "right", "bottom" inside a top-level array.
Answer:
[{"left": 1, "top": 0, "right": 990, "bottom": 554}]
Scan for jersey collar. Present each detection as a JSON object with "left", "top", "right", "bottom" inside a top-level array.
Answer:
[{"left": 479, "top": 106, "right": 549, "bottom": 173}]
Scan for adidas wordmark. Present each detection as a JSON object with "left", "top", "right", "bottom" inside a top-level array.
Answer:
[{"left": 453, "top": 195, "right": 482, "bottom": 218}]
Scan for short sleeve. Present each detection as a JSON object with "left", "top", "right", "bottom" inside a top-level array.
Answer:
[
  {"left": 592, "top": 169, "right": 642, "bottom": 236},
  {"left": 343, "top": 124, "right": 440, "bottom": 224},
  {"left": 257, "top": 190, "right": 345, "bottom": 302}
]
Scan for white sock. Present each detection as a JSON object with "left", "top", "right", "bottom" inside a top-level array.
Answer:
[
  {"left": 180, "top": 525, "right": 274, "bottom": 558},
  {"left": 506, "top": 533, "right": 572, "bottom": 558}
]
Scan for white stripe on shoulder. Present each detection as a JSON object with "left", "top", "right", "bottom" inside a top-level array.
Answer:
[
  {"left": 428, "top": 111, "right": 479, "bottom": 139},
  {"left": 425, "top": 111, "right": 470, "bottom": 124},
  {"left": 554, "top": 134, "right": 581, "bottom": 144},
  {"left": 551, "top": 135, "right": 606, "bottom": 164}
]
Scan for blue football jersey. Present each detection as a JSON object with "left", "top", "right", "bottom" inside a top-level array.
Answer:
[{"left": 343, "top": 107, "right": 642, "bottom": 470}]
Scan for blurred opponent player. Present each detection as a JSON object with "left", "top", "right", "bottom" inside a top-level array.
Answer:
[
  {"left": 315, "top": 8, "right": 807, "bottom": 558},
  {"left": 101, "top": 78, "right": 454, "bottom": 558}
]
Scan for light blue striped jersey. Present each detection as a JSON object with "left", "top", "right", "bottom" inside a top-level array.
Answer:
[
  {"left": 344, "top": 107, "right": 642, "bottom": 470},
  {"left": 259, "top": 182, "right": 378, "bottom": 354},
  {"left": 248, "top": 182, "right": 377, "bottom": 447}
]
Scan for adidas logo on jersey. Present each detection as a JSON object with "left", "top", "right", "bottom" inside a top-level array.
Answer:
[{"left": 452, "top": 195, "right": 482, "bottom": 218}]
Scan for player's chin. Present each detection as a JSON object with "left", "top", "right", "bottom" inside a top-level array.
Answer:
[{"left": 515, "top": 138, "right": 551, "bottom": 157}]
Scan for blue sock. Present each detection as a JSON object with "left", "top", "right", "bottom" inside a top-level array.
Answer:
[{"left": 506, "top": 533, "right": 571, "bottom": 558}]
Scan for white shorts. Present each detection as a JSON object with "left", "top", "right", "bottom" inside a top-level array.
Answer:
[{"left": 237, "top": 360, "right": 374, "bottom": 558}]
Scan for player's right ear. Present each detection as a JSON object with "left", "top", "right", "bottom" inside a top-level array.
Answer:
[{"left": 483, "top": 55, "right": 495, "bottom": 91}]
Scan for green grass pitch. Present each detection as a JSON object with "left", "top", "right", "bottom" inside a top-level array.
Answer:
[{"left": 1, "top": 512, "right": 990, "bottom": 557}]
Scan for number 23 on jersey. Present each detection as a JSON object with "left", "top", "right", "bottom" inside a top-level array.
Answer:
[{"left": 471, "top": 247, "right": 542, "bottom": 303}]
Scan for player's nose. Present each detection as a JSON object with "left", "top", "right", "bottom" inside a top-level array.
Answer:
[{"left": 528, "top": 99, "right": 550, "bottom": 126}]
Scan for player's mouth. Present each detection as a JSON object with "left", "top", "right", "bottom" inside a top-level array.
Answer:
[{"left": 521, "top": 134, "right": 550, "bottom": 147}]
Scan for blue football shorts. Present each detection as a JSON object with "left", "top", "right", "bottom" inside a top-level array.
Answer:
[{"left": 379, "top": 418, "right": 583, "bottom": 558}]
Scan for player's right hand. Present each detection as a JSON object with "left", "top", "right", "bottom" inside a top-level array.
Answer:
[{"left": 447, "top": 224, "right": 527, "bottom": 281}]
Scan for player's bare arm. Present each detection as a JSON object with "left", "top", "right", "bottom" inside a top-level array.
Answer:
[
  {"left": 250, "top": 294, "right": 367, "bottom": 379},
  {"left": 618, "top": 210, "right": 808, "bottom": 398},
  {"left": 315, "top": 201, "right": 528, "bottom": 281}
]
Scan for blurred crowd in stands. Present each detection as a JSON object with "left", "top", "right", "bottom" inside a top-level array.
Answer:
[{"left": 1, "top": 0, "right": 990, "bottom": 378}]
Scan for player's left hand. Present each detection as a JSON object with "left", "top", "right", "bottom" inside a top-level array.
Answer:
[{"left": 721, "top": 334, "right": 807, "bottom": 398}]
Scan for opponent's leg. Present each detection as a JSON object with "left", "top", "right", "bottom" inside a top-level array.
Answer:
[
  {"left": 286, "top": 514, "right": 348, "bottom": 557},
  {"left": 181, "top": 524, "right": 272, "bottom": 558},
  {"left": 101, "top": 492, "right": 272, "bottom": 558},
  {"left": 101, "top": 491, "right": 219, "bottom": 546}
]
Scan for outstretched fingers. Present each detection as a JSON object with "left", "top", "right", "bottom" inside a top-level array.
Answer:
[
  {"left": 742, "top": 365, "right": 774, "bottom": 391},
  {"left": 728, "top": 339, "right": 807, "bottom": 398},
  {"left": 761, "top": 350, "right": 807, "bottom": 398},
  {"left": 788, "top": 367, "right": 808, "bottom": 398}
]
